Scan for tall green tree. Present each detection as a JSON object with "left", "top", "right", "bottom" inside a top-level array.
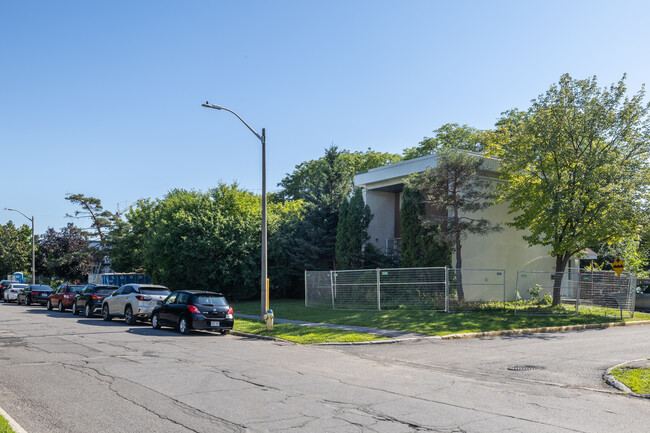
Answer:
[
  {"left": 278, "top": 147, "right": 401, "bottom": 201},
  {"left": 399, "top": 184, "right": 450, "bottom": 268},
  {"left": 489, "top": 74, "right": 650, "bottom": 305},
  {"left": 335, "top": 187, "right": 373, "bottom": 269},
  {"left": 0, "top": 221, "right": 32, "bottom": 278},
  {"left": 107, "top": 185, "right": 306, "bottom": 299},
  {"left": 36, "top": 223, "right": 95, "bottom": 282},
  {"left": 65, "top": 193, "right": 115, "bottom": 248},
  {"left": 408, "top": 149, "right": 501, "bottom": 301},
  {"left": 403, "top": 123, "right": 486, "bottom": 160}
]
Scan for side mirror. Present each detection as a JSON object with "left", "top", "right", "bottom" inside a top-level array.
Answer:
[{"left": 157, "top": 300, "right": 163, "bottom": 305}]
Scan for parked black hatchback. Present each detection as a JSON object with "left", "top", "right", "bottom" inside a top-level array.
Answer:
[{"left": 151, "top": 290, "right": 234, "bottom": 335}]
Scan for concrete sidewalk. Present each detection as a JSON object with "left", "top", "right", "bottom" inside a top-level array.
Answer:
[{"left": 235, "top": 313, "right": 429, "bottom": 339}]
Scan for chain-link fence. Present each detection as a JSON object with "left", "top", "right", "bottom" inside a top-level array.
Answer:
[
  {"left": 305, "top": 267, "right": 506, "bottom": 311},
  {"left": 515, "top": 269, "right": 637, "bottom": 317}
]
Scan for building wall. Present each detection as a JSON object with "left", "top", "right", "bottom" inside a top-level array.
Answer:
[
  {"left": 453, "top": 198, "right": 555, "bottom": 296},
  {"left": 365, "top": 190, "right": 398, "bottom": 252},
  {"left": 355, "top": 153, "right": 556, "bottom": 296}
]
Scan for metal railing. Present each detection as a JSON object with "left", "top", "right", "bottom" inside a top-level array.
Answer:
[
  {"left": 514, "top": 269, "right": 637, "bottom": 317},
  {"left": 305, "top": 267, "right": 506, "bottom": 311}
]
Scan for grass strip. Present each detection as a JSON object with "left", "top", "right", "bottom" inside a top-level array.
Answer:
[
  {"left": 0, "top": 414, "right": 15, "bottom": 433},
  {"left": 610, "top": 367, "right": 650, "bottom": 394},
  {"left": 233, "top": 317, "right": 388, "bottom": 344},
  {"left": 233, "top": 299, "right": 650, "bottom": 337}
]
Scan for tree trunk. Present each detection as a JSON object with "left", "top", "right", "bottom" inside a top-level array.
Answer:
[{"left": 552, "top": 254, "right": 570, "bottom": 307}]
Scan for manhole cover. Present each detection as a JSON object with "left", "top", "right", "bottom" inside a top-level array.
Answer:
[{"left": 507, "top": 365, "right": 545, "bottom": 371}]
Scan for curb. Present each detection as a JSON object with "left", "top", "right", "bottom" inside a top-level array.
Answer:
[
  {"left": 603, "top": 358, "right": 650, "bottom": 398},
  {"left": 0, "top": 405, "right": 28, "bottom": 433},
  {"left": 439, "top": 320, "right": 650, "bottom": 340},
  {"left": 232, "top": 318, "right": 650, "bottom": 346}
]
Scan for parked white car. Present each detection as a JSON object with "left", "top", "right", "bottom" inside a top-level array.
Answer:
[
  {"left": 101, "top": 284, "right": 171, "bottom": 325},
  {"left": 3, "top": 283, "right": 28, "bottom": 303}
]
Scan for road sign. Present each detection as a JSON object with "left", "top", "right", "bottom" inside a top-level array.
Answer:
[{"left": 612, "top": 257, "right": 625, "bottom": 276}]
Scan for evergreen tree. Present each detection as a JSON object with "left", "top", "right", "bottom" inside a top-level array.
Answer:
[
  {"left": 335, "top": 188, "right": 372, "bottom": 269},
  {"left": 399, "top": 184, "right": 449, "bottom": 268}
]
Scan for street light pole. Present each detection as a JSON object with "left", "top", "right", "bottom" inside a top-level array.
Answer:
[
  {"left": 201, "top": 102, "right": 268, "bottom": 319},
  {"left": 4, "top": 208, "right": 35, "bottom": 284}
]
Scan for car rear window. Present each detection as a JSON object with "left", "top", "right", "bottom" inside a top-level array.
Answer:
[
  {"left": 13, "top": 284, "right": 28, "bottom": 289},
  {"left": 95, "top": 288, "right": 115, "bottom": 296},
  {"left": 193, "top": 295, "right": 228, "bottom": 306},
  {"left": 31, "top": 286, "right": 52, "bottom": 291},
  {"left": 140, "top": 288, "right": 171, "bottom": 296},
  {"left": 70, "top": 286, "right": 83, "bottom": 293}
]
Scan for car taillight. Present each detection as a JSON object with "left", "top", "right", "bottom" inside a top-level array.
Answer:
[
  {"left": 188, "top": 305, "right": 201, "bottom": 314},
  {"left": 135, "top": 295, "right": 152, "bottom": 301},
  {"left": 91, "top": 295, "right": 104, "bottom": 300},
  {"left": 226, "top": 306, "right": 234, "bottom": 319}
]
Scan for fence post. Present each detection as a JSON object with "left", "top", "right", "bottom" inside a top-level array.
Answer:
[
  {"left": 376, "top": 268, "right": 381, "bottom": 311},
  {"left": 575, "top": 272, "right": 581, "bottom": 315},
  {"left": 330, "top": 270, "right": 335, "bottom": 310},
  {"left": 514, "top": 271, "right": 519, "bottom": 316},
  {"left": 444, "top": 266, "right": 449, "bottom": 313},
  {"left": 304, "top": 270, "right": 307, "bottom": 307},
  {"left": 502, "top": 270, "right": 506, "bottom": 311}
]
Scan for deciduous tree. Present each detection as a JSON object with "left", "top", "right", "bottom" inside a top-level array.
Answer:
[{"left": 489, "top": 74, "right": 650, "bottom": 305}]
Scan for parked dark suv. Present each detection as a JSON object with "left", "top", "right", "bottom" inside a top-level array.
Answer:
[
  {"left": 151, "top": 290, "right": 234, "bottom": 335},
  {"left": 72, "top": 284, "right": 118, "bottom": 317}
]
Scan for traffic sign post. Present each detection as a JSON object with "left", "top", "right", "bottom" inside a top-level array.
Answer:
[{"left": 613, "top": 257, "right": 625, "bottom": 319}]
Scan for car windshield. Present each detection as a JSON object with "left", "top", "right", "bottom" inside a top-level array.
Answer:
[
  {"left": 140, "top": 288, "right": 171, "bottom": 296},
  {"left": 70, "top": 286, "right": 84, "bottom": 293},
  {"left": 194, "top": 295, "right": 228, "bottom": 306},
  {"left": 95, "top": 288, "right": 115, "bottom": 296}
]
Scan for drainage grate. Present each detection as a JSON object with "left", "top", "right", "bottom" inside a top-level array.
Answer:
[{"left": 507, "top": 365, "right": 545, "bottom": 371}]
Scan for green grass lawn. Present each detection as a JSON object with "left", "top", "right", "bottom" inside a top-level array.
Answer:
[
  {"left": 610, "top": 366, "right": 650, "bottom": 394},
  {"left": 0, "top": 415, "right": 15, "bottom": 433},
  {"left": 233, "top": 299, "right": 650, "bottom": 337},
  {"left": 233, "top": 317, "right": 387, "bottom": 344}
]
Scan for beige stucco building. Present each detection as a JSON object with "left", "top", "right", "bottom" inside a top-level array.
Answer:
[{"left": 353, "top": 153, "right": 557, "bottom": 295}]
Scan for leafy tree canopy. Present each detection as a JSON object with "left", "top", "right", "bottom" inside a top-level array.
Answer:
[
  {"left": 278, "top": 147, "right": 401, "bottom": 201},
  {"left": 403, "top": 123, "right": 486, "bottom": 160},
  {"left": 0, "top": 221, "right": 32, "bottom": 278},
  {"left": 488, "top": 73, "right": 650, "bottom": 304}
]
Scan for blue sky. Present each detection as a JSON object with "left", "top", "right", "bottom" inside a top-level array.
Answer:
[{"left": 2, "top": 0, "right": 649, "bottom": 234}]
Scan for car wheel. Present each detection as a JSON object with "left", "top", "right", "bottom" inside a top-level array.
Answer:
[
  {"left": 58, "top": 301, "right": 65, "bottom": 312},
  {"left": 24, "top": 297, "right": 31, "bottom": 306},
  {"left": 46, "top": 299, "right": 53, "bottom": 310},
  {"left": 220, "top": 329, "right": 230, "bottom": 335},
  {"left": 178, "top": 317, "right": 190, "bottom": 335},
  {"left": 16, "top": 297, "right": 21, "bottom": 305},
  {"left": 71, "top": 302, "right": 78, "bottom": 315},
  {"left": 151, "top": 313, "right": 161, "bottom": 329},
  {"left": 85, "top": 303, "right": 93, "bottom": 318},
  {"left": 102, "top": 304, "right": 112, "bottom": 321},
  {"left": 124, "top": 306, "right": 135, "bottom": 325}
]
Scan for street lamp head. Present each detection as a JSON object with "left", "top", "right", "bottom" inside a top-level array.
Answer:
[{"left": 202, "top": 101, "right": 223, "bottom": 110}]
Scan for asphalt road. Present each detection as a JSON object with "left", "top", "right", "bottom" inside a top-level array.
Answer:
[{"left": 1, "top": 302, "right": 649, "bottom": 433}]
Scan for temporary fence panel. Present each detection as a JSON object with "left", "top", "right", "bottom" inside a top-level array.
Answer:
[
  {"left": 447, "top": 268, "right": 507, "bottom": 310},
  {"left": 515, "top": 270, "right": 636, "bottom": 317},
  {"left": 377, "top": 267, "right": 447, "bottom": 310},
  {"left": 305, "top": 267, "right": 505, "bottom": 311}
]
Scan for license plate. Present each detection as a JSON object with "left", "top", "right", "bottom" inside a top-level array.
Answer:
[{"left": 210, "top": 321, "right": 220, "bottom": 327}]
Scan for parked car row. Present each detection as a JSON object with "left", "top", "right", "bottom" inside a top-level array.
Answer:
[{"left": 4, "top": 282, "right": 235, "bottom": 335}]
